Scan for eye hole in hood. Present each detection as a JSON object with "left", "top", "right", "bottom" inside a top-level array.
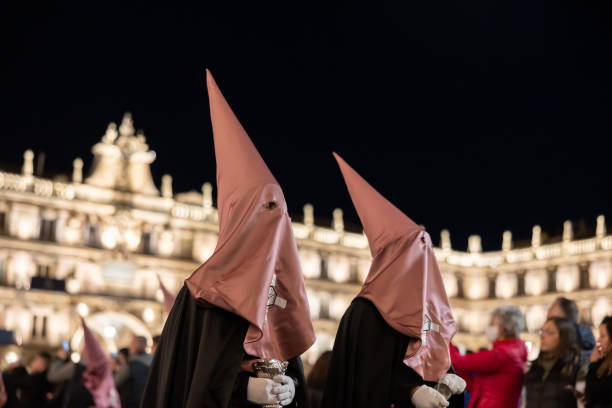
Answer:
[{"left": 264, "top": 201, "right": 278, "bottom": 210}]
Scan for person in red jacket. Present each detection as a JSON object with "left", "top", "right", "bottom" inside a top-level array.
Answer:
[{"left": 451, "top": 306, "right": 527, "bottom": 408}]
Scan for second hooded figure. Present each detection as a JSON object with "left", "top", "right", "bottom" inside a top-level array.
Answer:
[{"left": 321, "top": 153, "right": 465, "bottom": 408}]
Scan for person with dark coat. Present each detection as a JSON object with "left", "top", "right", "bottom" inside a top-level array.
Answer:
[
  {"left": 3, "top": 352, "right": 53, "bottom": 408},
  {"left": 524, "top": 317, "right": 585, "bottom": 408},
  {"left": 585, "top": 315, "right": 612, "bottom": 408},
  {"left": 115, "top": 335, "right": 152, "bottom": 408},
  {"left": 56, "top": 363, "right": 95, "bottom": 408},
  {"left": 321, "top": 154, "right": 465, "bottom": 408},
  {"left": 141, "top": 70, "right": 315, "bottom": 408},
  {"left": 46, "top": 348, "right": 94, "bottom": 408},
  {"left": 548, "top": 297, "right": 596, "bottom": 363}
]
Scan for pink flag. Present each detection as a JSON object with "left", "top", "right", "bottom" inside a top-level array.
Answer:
[
  {"left": 157, "top": 275, "right": 175, "bottom": 314},
  {"left": 81, "top": 318, "right": 121, "bottom": 408}
]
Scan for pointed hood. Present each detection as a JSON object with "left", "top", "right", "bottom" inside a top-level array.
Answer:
[
  {"left": 205, "top": 69, "right": 278, "bottom": 232},
  {"left": 157, "top": 275, "right": 175, "bottom": 314},
  {"left": 81, "top": 318, "right": 120, "bottom": 408},
  {"left": 333, "top": 153, "right": 456, "bottom": 382},
  {"left": 333, "top": 152, "right": 420, "bottom": 256},
  {"left": 185, "top": 70, "right": 315, "bottom": 361}
]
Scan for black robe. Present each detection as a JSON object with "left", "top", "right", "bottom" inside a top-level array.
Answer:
[
  {"left": 321, "top": 297, "right": 463, "bottom": 408},
  {"left": 141, "top": 284, "right": 307, "bottom": 408}
]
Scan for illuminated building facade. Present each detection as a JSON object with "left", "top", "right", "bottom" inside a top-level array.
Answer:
[{"left": 0, "top": 113, "right": 610, "bottom": 366}]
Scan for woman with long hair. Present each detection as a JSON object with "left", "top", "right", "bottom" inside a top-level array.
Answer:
[
  {"left": 585, "top": 315, "right": 612, "bottom": 408},
  {"left": 524, "top": 317, "right": 584, "bottom": 408}
]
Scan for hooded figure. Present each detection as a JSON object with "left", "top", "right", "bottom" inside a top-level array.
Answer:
[
  {"left": 141, "top": 70, "right": 315, "bottom": 408},
  {"left": 81, "top": 318, "right": 121, "bottom": 408},
  {"left": 321, "top": 154, "right": 464, "bottom": 408},
  {"left": 156, "top": 275, "right": 175, "bottom": 314}
]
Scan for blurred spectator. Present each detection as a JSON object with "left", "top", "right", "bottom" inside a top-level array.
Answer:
[
  {"left": 451, "top": 306, "right": 527, "bottom": 408},
  {"left": 46, "top": 347, "right": 94, "bottom": 408},
  {"left": 111, "top": 348, "right": 129, "bottom": 376},
  {"left": 524, "top": 317, "right": 585, "bottom": 408},
  {"left": 151, "top": 335, "right": 161, "bottom": 355},
  {"left": 307, "top": 351, "right": 331, "bottom": 408},
  {"left": 3, "top": 351, "right": 53, "bottom": 408},
  {"left": 585, "top": 316, "right": 612, "bottom": 408},
  {"left": 548, "top": 297, "right": 596, "bottom": 363},
  {"left": 114, "top": 335, "right": 152, "bottom": 408}
]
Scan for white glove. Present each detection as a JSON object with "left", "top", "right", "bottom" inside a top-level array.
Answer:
[
  {"left": 438, "top": 373, "right": 466, "bottom": 395},
  {"left": 247, "top": 377, "right": 278, "bottom": 405},
  {"left": 411, "top": 385, "right": 449, "bottom": 408},
  {"left": 272, "top": 375, "right": 295, "bottom": 406}
]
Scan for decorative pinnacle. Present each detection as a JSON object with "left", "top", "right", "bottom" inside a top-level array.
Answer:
[
  {"left": 596, "top": 215, "right": 606, "bottom": 239},
  {"left": 202, "top": 182, "right": 213, "bottom": 212},
  {"left": 332, "top": 208, "right": 344, "bottom": 233},
  {"left": 532, "top": 225, "right": 541, "bottom": 248},
  {"left": 119, "top": 112, "right": 135, "bottom": 137},
  {"left": 73, "top": 158, "right": 84, "bottom": 183},
  {"left": 440, "top": 229, "right": 451, "bottom": 251},
  {"left": 502, "top": 230, "right": 512, "bottom": 251},
  {"left": 563, "top": 220, "right": 573, "bottom": 243},
  {"left": 303, "top": 204, "right": 314, "bottom": 227},
  {"left": 161, "top": 174, "right": 173, "bottom": 198},
  {"left": 22, "top": 149, "right": 34, "bottom": 176}
]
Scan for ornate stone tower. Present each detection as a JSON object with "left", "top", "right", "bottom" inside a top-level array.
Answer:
[{"left": 86, "top": 113, "right": 159, "bottom": 195}]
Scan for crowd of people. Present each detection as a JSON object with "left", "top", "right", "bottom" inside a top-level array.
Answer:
[
  {"left": 304, "top": 298, "right": 612, "bottom": 408},
  {"left": 0, "top": 301, "right": 609, "bottom": 408},
  {"left": 0, "top": 333, "right": 155, "bottom": 408},
  {"left": 442, "top": 297, "right": 612, "bottom": 408}
]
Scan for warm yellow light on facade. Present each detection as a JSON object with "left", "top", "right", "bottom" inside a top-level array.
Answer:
[
  {"left": 442, "top": 271, "right": 458, "bottom": 298},
  {"left": 194, "top": 232, "right": 217, "bottom": 262},
  {"left": 103, "top": 326, "right": 117, "bottom": 338},
  {"left": 142, "top": 308, "right": 155, "bottom": 323},
  {"left": 70, "top": 352, "right": 80, "bottom": 363},
  {"left": 299, "top": 249, "right": 321, "bottom": 279},
  {"left": 101, "top": 225, "right": 119, "bottom": 249},
  {"left": 463, "top": 275, "right": 488, "bottom": 300},
  {"left": 329, "top": 296, "right": 351, "bottom": 321},
  {"left": 15, "top": 218, "right": 38, "bottom": 240},
  {"left": 124, "top": 229, "right": 141, "bottom": 251},
  {"left": 306, "top": 290, "right": 320, "bottom": 319},
  {"left": 556, "top": 265, "right": 579, "bottom": 293},
  {"left": 589, "top": 260, "right": 612, "bottom": 289},
  {"left": 495, "top": 273, "right": 518, "bottom": 299},
  {"left": 463, "top": 310, "right": 487, "bottom": 334},
  {"left": 525, "top": 269, "right": 547, "bottom": 296},
  {"left": 66, "top": 278, "right": 80, "bottom": 294},
  {"left": 158, "top": 230, "right": 175, "bottom": 256},
  {"left": 592, "top": 297, "right": 611, "bottom": 328},
  {"left": 526, "top": 305, "right": 547, "bottom": 332},
  {"left": 77, "top": 303, "right": 89, "bottom": 317},
  {"left": 327, "top": 255, "right": 350, "bottom": 283},
  {"left": 63, "top": 217, "right": 83, "bottom": 245}
]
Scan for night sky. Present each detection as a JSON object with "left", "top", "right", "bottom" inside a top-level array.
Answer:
[{"left": 2, "top": 1, "right": 611, "bottom": 251}]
